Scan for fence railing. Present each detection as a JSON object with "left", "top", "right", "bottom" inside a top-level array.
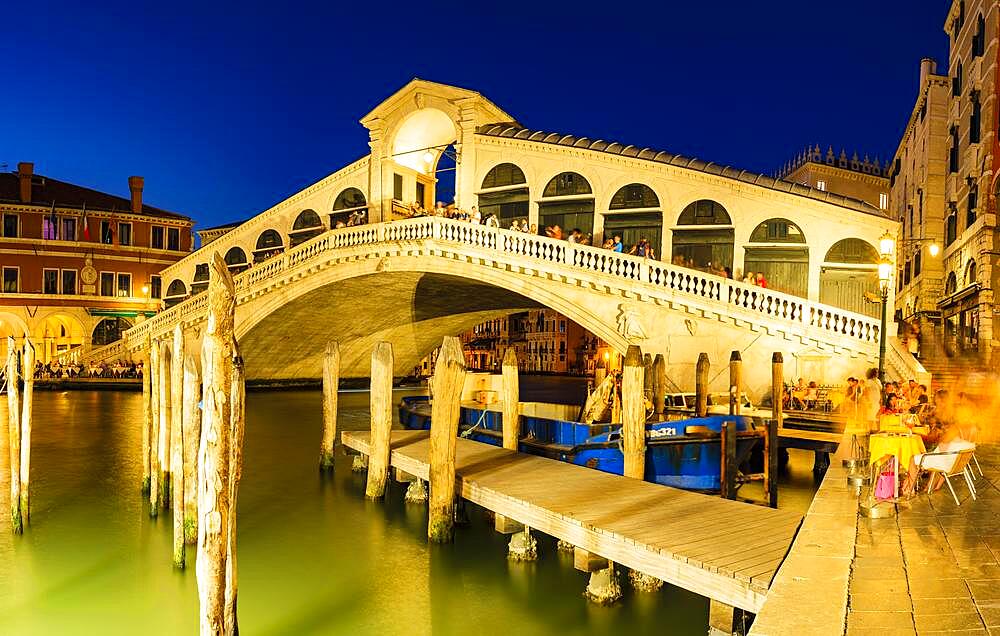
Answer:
[{"left": 84, "top": 217, "right": 880, "bottom": 363}]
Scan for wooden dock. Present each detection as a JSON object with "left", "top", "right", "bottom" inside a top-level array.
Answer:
[{"left": 341, "top": 430, "right": 803, "bottom": 612}]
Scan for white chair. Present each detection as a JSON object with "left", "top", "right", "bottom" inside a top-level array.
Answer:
[{"left": 918, "top": 449, "right": 977, "bottom": 506}]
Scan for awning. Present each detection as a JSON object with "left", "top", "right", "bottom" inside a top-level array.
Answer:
[{"left": 88, "top": 309, "right": 156, "bottom": 318}]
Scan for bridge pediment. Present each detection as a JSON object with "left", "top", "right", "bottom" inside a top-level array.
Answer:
[{"left": 359, "top": 78, "right": 515, "bottom": 133}]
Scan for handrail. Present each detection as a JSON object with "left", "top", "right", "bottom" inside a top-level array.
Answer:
[
  {"left": 885, "top": 336, "right": 931, "bottom": 386},
  {"left": 80, "top": 217, "right": 881, "bottom": 363}
]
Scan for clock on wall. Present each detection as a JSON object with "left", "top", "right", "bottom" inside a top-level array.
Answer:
[{"left": 81, "top": 262, "right": 97, "bottom": 285}]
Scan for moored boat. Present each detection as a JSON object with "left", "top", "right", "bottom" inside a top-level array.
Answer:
[{"left": 397, "top": 395, "right": 759, "bottom": 491}]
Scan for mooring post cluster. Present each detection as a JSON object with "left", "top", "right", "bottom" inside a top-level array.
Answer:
[{"left": 6, "top": 336, "right": 35, "bottom": 534}]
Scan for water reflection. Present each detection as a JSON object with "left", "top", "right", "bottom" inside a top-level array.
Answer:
[{"left": 0, "top": 389, "right": 820, "bottom": 635}]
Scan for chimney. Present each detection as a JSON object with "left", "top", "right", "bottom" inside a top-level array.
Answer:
[
  {"left": 17, "top": 162, "right": 33, "bottom": 203},
  {"left": 128, "top": 176, "right": 144, "bottom": 213},
  {"left": 919, "top": 58, "right": 937, "bottom": 87}
]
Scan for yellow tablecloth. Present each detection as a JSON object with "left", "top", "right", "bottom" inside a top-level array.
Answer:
[{"left": 869, "top": 433, "right": 926, "bottom": 470}]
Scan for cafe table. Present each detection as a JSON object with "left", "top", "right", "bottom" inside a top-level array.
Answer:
[{"left": 869, "top": 432, "right": 926, "bottom": 498}]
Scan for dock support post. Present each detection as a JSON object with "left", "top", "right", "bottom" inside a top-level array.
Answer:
[
  {"left": 720, "top": 421, "right": 737, "bottom": 500},
  {"left": 141, "top": 345, "right": 152, "bottom": 494},
  {"left": 183, "top": 349, "right": 201, "bottom": 544},
  {"left": 642, "top": 352, "right": 653, "bottom": 403},
  {"left": 695, "top": 353, "right": 710, "bottom": 418},
  {"left": 149, "top": 340, "right": 160, "bottom": 516},
  {"left": 19, "top": 339, "right": 34, "bottom": 527},
  {"left": 621, "top": 345, "right": 645, "bottom": 480},
  {"left": 427, "top": 336, "right": 467, "bottom": 543},
  {"left": 557, "top": 540, "right": 575, "bottom": 553},
  {"left": 652, "top": 353, "right": 666, "bottom": 416},
  {"left": 6, "top": 336, "right": 21, "bottom": 533},
  {"left": 171, "top": 325, "right": 185, "bottom": 568},
  {"left": 404, "top": 479, "right": 427, "bottom": 503},
  {"left": 501, "top": 347, "right": 520, "bottom": 451},
  {"left": 584, "top": 563, "right": 622, "bottom": 605},
  {"left": 507, "top": 525, "right": 537, "bottom": 562},
  {"left": 708, "top": 599, "right": 748, "bottom": 635},
  {"left": 628, "top": 569, "right": 663, "bottom": 592},
  {"left": 728, "top": 351, "right": 742, "bottom": 415},
  {"left": 196, "top": 252, "right": 242, "bottom": 635},
  {"left": 767, "top": 353, "right": 782, "bottom": 509},
  {"left": 352, "top": 455, "right": 369, "bottom": 472},
  {"left": 319, "top": 341, "right": 340, "bottom": 470},
  {"left": 158, "top": 338, "right": 172, "bottom": 510},
  {"left": 365, "top": 342, "right": 394, "bottom": 500}
]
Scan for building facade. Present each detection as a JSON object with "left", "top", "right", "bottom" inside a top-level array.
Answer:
[
  {"left": 0, "top": 162, "right": 194, "bottom": 362},
  {"left": 893, "top": 1, "right": 999, "bottom": 366},
  {"left": 780, "top": 145, "right": 891, "bottom": 211}
]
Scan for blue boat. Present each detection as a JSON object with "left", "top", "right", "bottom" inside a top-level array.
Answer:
[{"left": 398, "top": 396, "right": 759, "bottom": 491}]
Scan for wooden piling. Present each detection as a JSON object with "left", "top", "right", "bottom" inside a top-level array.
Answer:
[
  {"left": 695, "top": 353, "right": 710, "bottom": 418},
  {"left": 728, "top": 351, "right": 742, "bottom": 416},
  {"left": 225, "top": 349, "right": 245, "bottom": 635},
  {"left": 501, "top": 347, "right": 520, "bottom": 451},
  {"left": 767, "top": 353, "right": 783, "bottom": 509},
  {"left": 183, "top": 351, "right": 201, "bottom": 544},
  {"left": 19, "top": 339, "right": 34, "bottom": 526},
  {"left": 427, "top": 336, "right": 467, "bottom": 543},
  {"left": 651, "top": 353, "right": 666, "bottom": 416},
  {"left": 7, "top": 337, "right": 21, "bottom": 533},
  {"left": 319, "top": 341, "right": 340, "bottom": 470},
  {"left": 141, "top": 346, "right": 152, "bottom": 494},
  {"left": 149, "top": 340, "right": 161, "bottom": 515},
  {"left": 158, "top": 338, "right": 172, "bottom": 509},
  {"left": 365, "top": 342, "right": 394, "bottom": 499},
  {"left": 171, "top": 325, "right": 185, "bottom": 568},
  {"left": 196, "top": 252, "right": 239, "bottom": 635},
  {"left": 621, "top": 346, "right": 646, "bottom": 480},
  {"left": 642, "top": 352, "right": 653, "bottom": 401},
  {"left": 720, "top": 421, "right": 737, "bottom": 500}
]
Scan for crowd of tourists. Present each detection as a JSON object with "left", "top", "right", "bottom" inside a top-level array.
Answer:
[{"left": 29, "top": 359, "right": 143, "bottom": 380}]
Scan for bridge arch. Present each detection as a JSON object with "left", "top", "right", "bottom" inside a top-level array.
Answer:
[
  {"left": 743, "top": 218, "right": 809, "bottom": 297},
  {"left": 389, "top": 107, "right": 459, "bottom": 174},
  {"left": 477, "top": 162, "right": 530, "bottom": 228},
  {"left": 538, "top": 171, "right": 595, "bottom": 236},
  {"left": 92, "top": 316, "right": 133, "bottom": 346},
  {"left": 820, "top": 238, "right": 879, "bottom": 317},
  {"left": 670, "top": 199, "right": 735, "bottom": 274}
]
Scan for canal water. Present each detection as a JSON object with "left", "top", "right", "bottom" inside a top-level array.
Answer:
[{"left": 0, "top": 386, "right": 822, "bottom": 635}]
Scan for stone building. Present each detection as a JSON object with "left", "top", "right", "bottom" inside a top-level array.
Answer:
[
  {"left": 779, "top": 145, "right": 891, "bottom": 211},
  {"left": 893, "top": 0, "right": 999, "bottom": 368},
  {"left": 0, "top": 162, "right": 194, "bottom": 362}
]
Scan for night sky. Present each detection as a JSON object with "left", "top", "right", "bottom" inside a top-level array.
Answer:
[{"left": 2, "top": 1, "right": 950, "bottom": 230}]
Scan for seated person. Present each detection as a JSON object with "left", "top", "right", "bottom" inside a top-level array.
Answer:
[
  {"left": 908, "top": 384, "right": 929, "bottom": 414},
  {"left": 903, "top": 421, "right": 976, "bottom": 495}
]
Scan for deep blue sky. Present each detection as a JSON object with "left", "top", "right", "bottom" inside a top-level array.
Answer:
[{"left": 2, "top": 1, "right": 950, "bottom": 230}]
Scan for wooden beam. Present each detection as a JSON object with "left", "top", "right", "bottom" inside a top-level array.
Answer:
[
  {"left": 767, "top": 353, "right": 783, "bottom": 509},
  {"left": 149, "top": 339, "right": 160, "bottom": 516},
  {"left": 6, "top": 336, "right": 20, "bottom": 533},
  {"left": 501, "top": 347, "right": 520, "bottom": 451},
  {"left": 365, "top": 342, "right": 394, "bottom": 499},
  {"left": 494, "top": 513, "right": 524, "bottom": 534},
  {"left": 720, "top": 421, "right": 737, "bottom": 500},
  {"left": 696, "top": 353, "right": 710, "bottom": 418},
  {"left": 427, "top": 337, "right": 467, "bottom": 543},
  {"left": 574, "top": 547, "right": 609, "bottom": 572},
  {"left": 141, "top": 346, "right": 152, "bottom": 494},
  {"left": 319, "top": 341, "right": 340, "bottom": 470},
  {"left": 158, "top": 338, "right": 172, "bottom": 509},
  {"left": 652, "top": 353, "right": 666, "bottom": 416},
  {"left": 621, "top": 345, "right": 645, "bottom": 480},
  {"left": 393, "top": 467, "right": 415, "bottom": 483},
  {"left": 171, "top": 325, "right": 185, "bottom": 568},
  {"left": 182, "top": 350, "right": 201, "bottom": 544},
  {"left": 728, "top": 351, "right": 742, "bottom": 416},
  {"left": 19, "top": 339, "right": 34, "bottom": 527}
]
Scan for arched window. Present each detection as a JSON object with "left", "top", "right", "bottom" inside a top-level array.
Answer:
[
  {"left": 605, "top": 184, "right": 663, "bottom": 258},
  {"left": 479, "top": 164, "right": 528, "bottom": 226},
  {"left": 254, "top": 229, "right": 284, "bottom": 263},
  {"left": 190, "top": 262, "right": 210, "bottom": 295},
  {"left": 543, "top": 172, "right": 591, "bottom": 197},
  {"left": 481, "top": 163, "right": 526, "bottom": 189},
  {"left": 820, "top": 239, "right": 880, "bottom": 318},
  {"left": 914, "top": 250, "right": 922, "bottom": 277},
  {"left": 966, "top": 259, "right": 977, "bottom": 286},
  {"left": 744, "top": 219, "right": 808, "bottom": 297},
  {"left": 331, "top": 188, "right": 368, "bottom": 228},
  {"left": 224, "top": 246, "right": 249, "bottom": 275},
  {"left": 973, "top": 14, "right": 986, "bottom": 57},
  {"left": 290, "top": 209, "right": 324, "bottom": 247},
  {"left": 164, "top": 279, "right": 187, "bottom": 308},
  {"left": 945, "top": 271, "right": 958, "bottom": 295},
  {"left": 538, "top": 172, "right": 594, "bottom": 236},
  {"left": 92, "top": 317, "right": 133, "bottom": 346},
  {"left": 671, "top": 200, "right": 734, "bottom": 272},
  {"left": 953, "top": 59, "right": 963, "bottom": 96}
]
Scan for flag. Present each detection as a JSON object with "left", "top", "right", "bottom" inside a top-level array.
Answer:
[{"left": 82, "top": 203, "right": 90, "bottom": 241}]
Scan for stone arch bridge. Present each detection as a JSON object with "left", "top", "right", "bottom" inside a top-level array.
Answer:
[{"left": 80, "top": 217, "right": 890, "bottom": 397}]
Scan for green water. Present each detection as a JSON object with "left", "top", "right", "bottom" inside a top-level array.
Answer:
[{"left": 0, "top": 390, "right": 821, "bottom": 635}]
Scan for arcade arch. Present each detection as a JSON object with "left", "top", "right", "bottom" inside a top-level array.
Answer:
[
  {"left": 538, "top": 172, "right": 594, "bottom": 236},
  {"left": 33, "top": 312, "right": 85, "bottom": 362},
  {"left": 254, "top": 229, "right": 285, "bottom": 263},
  {"left": 331, "top": 188, "right": 368, "bottom": 227},
  {"left": 820, "top": 238, "right": 879, "bottom": 318},
  {"left": 92, "top": 317, "right": 133, "bottom": 346},
  {"left": 290, "top": 209, "right": 324, "bottom": 247},
  {"left": 671, "top": 199, "right": 734, "bottom": 273},
  {"left": 603, "top": 183, "right": 662, "bottom": 256},
  {"left": 478, "top": 163, "right": 528, "bottom": 227},
  {"left": 743, "top": 218, "right": 808, "bottom": 297},
  {"left": 165, "top": 279, "right": 188, "bottom": 308},
  {"left": 225, "top": 246, "right": 249, "bottom": 275}
]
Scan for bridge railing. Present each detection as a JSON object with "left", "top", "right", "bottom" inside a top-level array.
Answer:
[{"left": 103, "top": 216, "right": 879, "bottom": 360}]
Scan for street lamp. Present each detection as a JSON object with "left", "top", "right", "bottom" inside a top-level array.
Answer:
[{"left": 876, "top": 231, "right": 894, "bottom": 383}]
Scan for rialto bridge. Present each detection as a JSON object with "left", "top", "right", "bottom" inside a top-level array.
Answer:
[{"left": 72, "top": 79, "right": 924, "bottom": 393}]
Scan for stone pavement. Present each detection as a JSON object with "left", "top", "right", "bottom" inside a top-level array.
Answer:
[{"left": 846, "top": 445, "right": 1000, "bottom": 635}]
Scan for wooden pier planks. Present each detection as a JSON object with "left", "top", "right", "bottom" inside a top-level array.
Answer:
[{"left": 341, "top": 430, "right": 802, "bottom": 612}]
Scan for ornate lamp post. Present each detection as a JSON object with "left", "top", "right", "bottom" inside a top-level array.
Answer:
[{"left": 877, "top": 231, "right": 895, "bottom": 383}]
